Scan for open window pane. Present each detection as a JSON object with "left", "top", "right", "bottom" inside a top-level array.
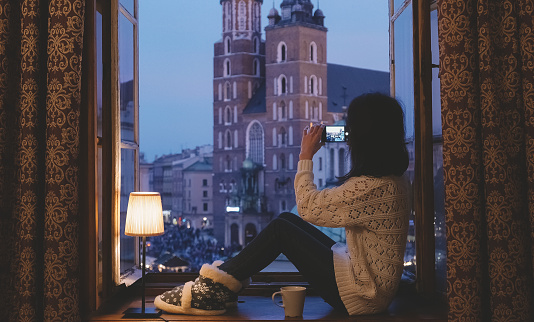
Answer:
[
  {"left": 120, "top": 0, "right": 135, "bottom": 17},
  {"left": 392, "top": 2, "right": 416, "bottom": 277},
  {"left": 120, "top": 148, "right": 136, "bottom": 277},
  {"left": 119, "top": 13, "right": 135, "bottom": 142},
  {"left": 431, "top": 8, "right": 446, "bottom": 295}
]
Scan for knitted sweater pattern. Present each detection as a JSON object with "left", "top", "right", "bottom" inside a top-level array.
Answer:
[{"left": 294, "top": 160, "right": 410, "bottom": 315}]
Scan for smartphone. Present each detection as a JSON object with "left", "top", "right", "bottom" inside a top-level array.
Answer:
[{"left": 322, "top": 125, "right": 348, "bottom": 143}]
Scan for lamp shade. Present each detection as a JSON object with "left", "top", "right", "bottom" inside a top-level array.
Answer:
[{"left": 125, "top": 192, "right": 164, "bottom": 237}]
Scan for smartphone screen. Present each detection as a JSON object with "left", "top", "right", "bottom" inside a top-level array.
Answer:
[{"left": 322, "top": 125, "right": 347, "bottom": 143}]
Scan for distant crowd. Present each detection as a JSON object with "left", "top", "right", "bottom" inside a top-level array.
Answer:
[{"left": 147, "top": 223, "right": 242, "bottom": 272}]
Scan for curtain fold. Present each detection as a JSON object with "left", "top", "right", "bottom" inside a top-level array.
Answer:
[
  {"left": 0, "top": 0, "right": 85, "bottom": 321},
  {"left": 438, "top": 0, "right": 534, "bottom": 320}
]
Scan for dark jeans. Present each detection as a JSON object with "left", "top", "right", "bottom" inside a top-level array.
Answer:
[{"left": 219, "top": 212, "right": 347, "bottom": 313}]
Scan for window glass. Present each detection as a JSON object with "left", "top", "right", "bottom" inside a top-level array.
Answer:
[
  {"left": 120, "top": 148, "right": 136, "bottom": 276},
  {"left": 119, "top": 13, "right": 135, "bottom": 142},
  {"left": 97, "top": 11, "right": 103, "bottom": 138},
  {"left": 393, "top": 2, "right": 416, "bottom": 277},
  {"left": 431, "top": 8, "right": 446, "bottom": 295},
  {"left": 96, "top": 8, "right": 103, "bottom": 299},
  {"left": 120, "top": 0, "right": 135, "bottom": 17},
  {"left": 394, "top": 0, "right": 407, "bottom": 13}
]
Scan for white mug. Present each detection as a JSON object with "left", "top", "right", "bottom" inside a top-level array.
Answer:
[{"left": 271, "top": 286, "right": 306, "bottom": 317}]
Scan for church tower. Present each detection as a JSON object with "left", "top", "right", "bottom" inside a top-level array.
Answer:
[
  {"left": 213, "top": 0, "right": 266, "bottom": 244},
  {"left": 264, "top": 0, "right": 328, "bottom": 215}
]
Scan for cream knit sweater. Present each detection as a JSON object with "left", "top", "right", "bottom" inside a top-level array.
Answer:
[{"left": 294, "top": 160, "right": 411, "bottom": 315}]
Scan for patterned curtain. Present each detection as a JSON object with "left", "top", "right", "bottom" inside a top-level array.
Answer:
[
  {"left": 438, "top": 0, "right": 534, "bottom": 321},
  {"left": 0, "top": 0, "right": 85, "bottom": 321}
]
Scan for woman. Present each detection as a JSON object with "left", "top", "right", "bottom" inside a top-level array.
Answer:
[{"left": 154, "top": 93, "right": 411, "bottom": 316}]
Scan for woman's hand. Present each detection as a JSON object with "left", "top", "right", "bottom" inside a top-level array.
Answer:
[{"left": 300, "top": 124, "right": 324, "bottom": 160}]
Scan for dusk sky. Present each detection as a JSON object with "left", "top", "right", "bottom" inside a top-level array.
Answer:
[{"left": 139, "top": 1, "right": 390, "bottom": 162}]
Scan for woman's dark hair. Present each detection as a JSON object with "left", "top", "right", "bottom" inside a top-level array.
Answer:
[{"left": 339, "top": 92, "right": 409, "bottom": 180}]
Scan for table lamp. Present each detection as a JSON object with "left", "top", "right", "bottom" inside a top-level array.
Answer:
[{"left": 123, "top": 192, "right": 164, "bottom": 318}]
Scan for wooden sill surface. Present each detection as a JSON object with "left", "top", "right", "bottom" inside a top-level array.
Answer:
[{"left": 86, "top": 294, "right": 446, "bottom": 321}]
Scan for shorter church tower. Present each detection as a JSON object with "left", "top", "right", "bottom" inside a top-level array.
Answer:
[{"left": 263, "top": 0, "right": 329, "bottom": 215}]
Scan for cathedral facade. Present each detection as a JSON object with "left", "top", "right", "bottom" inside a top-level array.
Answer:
[{"left": 212, "top": 0, "right": 388, "bottom": 247}]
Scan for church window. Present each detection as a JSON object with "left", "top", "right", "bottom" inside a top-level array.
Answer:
[
  {"left": 280, "top": 153, "right": 286, "bottom": 170},
  {"left": 272, "top": 128, "right": 277, "bottom": 146},
  {"left": 309, "top": 75, "right": 317, "bottom": 95},
  {"left": 254, "top": 3, "right": 260, "bottom": 31},
  {"left": 218, "top": 83, "right": 222, "bottom": 100},
  {"left": 290, "top": 76, "right": 293, "bottom": 93},
  {"left": 218, "top": 132, "right": 222, "bottom": 149},
  {"left": 339, "top": 148, "right": 346, "bottom": 175},
  {"left": 281, "top": 200, "right": 286, "bottom": 212},
  {"left": 253, "top": 59, "right": 259, "bottom": 76},
  {"left": 289, "top": 153, "right": 294, "bottom": 170},
  {"left": 305, "top": 101, "right": 309, "bottom": 119},
  {"left": 279, "top": 75, "right": 287, "bottom": 95},
  {"left": 225, "top": 3, "right": 231, "bottom": 31},
  {"left": 310, "top": 42, "right": 317, "bottom": 63},
  {"left": 247, "top": 121, "right": 264, "bottom": 165},
  {"left": 233, "top": 156, "right": 238, "bottom": 171},
  {"left": 224, "top": 106, "right": 232, "bottom": 125},
  {"left": 319, "top": 78, "right": 323, "bottom": 95},
  {"left": 224, "top": 59, "right": 231, "bottom": 77},
  {"left": 273, "top": 78, "right": 277, "bottom": 95},
  {"left": 289, "top": 101, "right": 294, "bottom": 119},
  {"left": 319, "top": 102, "right": 323, "bottom": 120},
  {"left": 234, "top": 106, "right": 238, "bottom": 123},
  {"left": 218, "top": 107, "right": 222, "bottom": 124},
  {"left": 288, "top": 126, "right": 293, "bottom": 145},
  {"left": 273, "top": 154, "right": 278, "bottom": 170},
  {"left": 233, "top": 81, "right": 237, "bottom": 99},
  {"left": 272, "top": 102, "right": 277, "bottom": 120},
  {"left": 226, "top": 130, "right": 232, "bottom": 149},
  {"left": 225, "top": 82, "right": 231, "bottom": 101},
  {"left": 280, "top": 101, "right": 286, "bottom": 119},
  {"left": 280, "top": 127, "right": 287, "bottom": 146},
  {"left": 319, "top": 157, "right": 323, "bottom": 170},
  {"left": 226, "top": 155, "right": 232, "bottom": 171},
  {"left": 225, "top": 37, "right": 231, "bottom": 54},
  {"left": 253, "top": 37, "right": 259, "bottom": 53},
  {"left": 329, "top": 148, "right": 335, "bottom": 179},
  {"left": 304, "top": 76, "right": 307, "bottom": 93},
  {"left": 234, "top": 129, "right": 238, "bottom": 148},
  {"left": 238, "top": 0, "right": 246, "bottom": 31},
  {"left": 277, "top": 42, "right": 287, "bottom": 62}
]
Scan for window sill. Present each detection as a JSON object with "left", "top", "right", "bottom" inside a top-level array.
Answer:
[{"left": 87, "top": 279, "right": 447, "bottom": 321}]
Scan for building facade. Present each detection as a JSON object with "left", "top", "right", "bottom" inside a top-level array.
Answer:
[{"left": 182, "top": 158, "right": 214, "bottom": 230}]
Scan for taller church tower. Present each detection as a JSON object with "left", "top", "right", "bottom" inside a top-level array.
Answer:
[
  {"left": 263, "top": 0, "right": 328, "bottom": 217},
  {"left": 212, "top": 0, "right": 332, "bottom": 248},
  {"left": 213, "top": 0, "right": 266, "bottom": 244}
]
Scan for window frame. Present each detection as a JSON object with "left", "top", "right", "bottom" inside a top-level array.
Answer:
[
  {"left": 390, "top": 0, "right": 437, "bottom": 296},
  {"left": 83, "top": 1, "right": 443, "bottom": 314},
  {"left": 88, "top": 0, "right": 142, "bottom": 307}
]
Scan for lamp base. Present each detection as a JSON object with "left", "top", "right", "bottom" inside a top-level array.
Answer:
[{"left": 122, "top": 307, "right": 162, "bottom": 318}]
